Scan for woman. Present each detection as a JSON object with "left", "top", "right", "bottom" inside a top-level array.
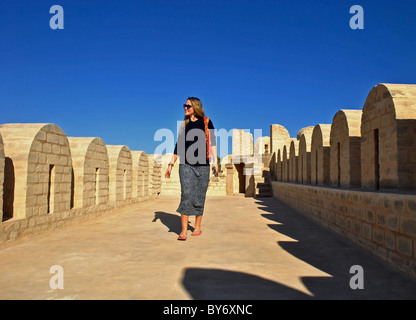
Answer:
[{"left": 165, "top": 97, "right": 218, "bottom": 241}]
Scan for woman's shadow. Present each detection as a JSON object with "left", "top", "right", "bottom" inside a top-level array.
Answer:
[{"left": 152, "top": 211, "right": 194, "bottom": 235}]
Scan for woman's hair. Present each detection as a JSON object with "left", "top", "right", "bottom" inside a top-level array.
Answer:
[{"left": 179, "top": 97, "right": 206, "bottom": 134}]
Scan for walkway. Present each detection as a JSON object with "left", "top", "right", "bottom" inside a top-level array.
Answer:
[{"left": 0, "top": 195, "right": 415, "bottom": 300}]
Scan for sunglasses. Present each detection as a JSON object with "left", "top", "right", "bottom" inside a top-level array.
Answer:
[{"left": 183, "top": 104, "right": 193, "bottom": 109}]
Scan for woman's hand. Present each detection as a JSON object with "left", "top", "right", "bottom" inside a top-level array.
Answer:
[
  {"left": 212, "top": 163, "right": 219, "bottom": 176},
  {"left": 165, "top": 164, "right": 174, "bottom": 178}
]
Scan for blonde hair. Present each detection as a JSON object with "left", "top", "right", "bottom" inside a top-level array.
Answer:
[{"left": 179, "top": 97, "right": 206, "bottom": 135}]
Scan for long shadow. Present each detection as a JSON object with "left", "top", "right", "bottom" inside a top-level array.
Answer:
[
  {"left": 181, "top": 197, "right": 416, "bottom": 300},
  {"left": 182, "top": 268, "right": 311, "bottom": 300},
  {"left": 152, "top": 211, "right": 194, "bottom": 235},
  {"left": 254, "top": 197, "right": 416, "bottom": 299}
]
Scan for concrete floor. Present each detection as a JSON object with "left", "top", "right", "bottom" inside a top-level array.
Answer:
[{"left": 0, "top": 195, "right": 415, "bottom": 300}]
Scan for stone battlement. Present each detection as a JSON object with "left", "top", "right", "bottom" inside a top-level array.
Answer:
[
  {"left": 271, "top": 83, "right": 416, "bottom": 191},
  {"left": 0, "top": 123, "right": 162, "bottom": 243},
  {"left": 268, "top": 83, "right": 416, "bottom": 278}
]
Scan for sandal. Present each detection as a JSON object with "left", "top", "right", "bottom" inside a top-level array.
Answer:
[
  {"left": 177, "top": 233, "right": 187, "bottom": 241},
  {"left": 191, "top": 230, "right": 202, "bottom": 236}
]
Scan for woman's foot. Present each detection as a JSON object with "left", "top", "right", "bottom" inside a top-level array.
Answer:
[
  {"left": 177, "top": 232, "right": 187, "bottom": 241},
  {"left": 191, "top": 229, "right": 202, "bottom": 236}
]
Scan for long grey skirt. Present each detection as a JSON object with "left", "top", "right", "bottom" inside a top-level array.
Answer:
[{"left": 176, "top": 164, "right": 210, "bottom": 216}]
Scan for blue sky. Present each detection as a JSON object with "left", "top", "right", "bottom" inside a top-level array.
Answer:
[{"left": 1, "top": 0, "right": 416, "bottom": 157}]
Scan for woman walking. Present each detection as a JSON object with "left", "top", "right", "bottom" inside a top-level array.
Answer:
[{"left": 165, "top": 97, "right": 218, "bottom": 241}]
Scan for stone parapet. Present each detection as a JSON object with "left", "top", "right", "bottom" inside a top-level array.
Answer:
[
  {"left": 272, "top": 181, "right": 416, "bottom": 278},
  {"left": 0, "top": 123, "right": 161, "bottom": 244}
]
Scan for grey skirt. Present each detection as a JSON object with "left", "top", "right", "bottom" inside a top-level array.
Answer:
[{"left": 176, "top": 164, "right": 210, "bottom": 216}]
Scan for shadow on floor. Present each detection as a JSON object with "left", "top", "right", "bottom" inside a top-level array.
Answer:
[
  {"left": 152, "top": 211, "right": 194, "bottom": 235},
  {"left": 254, "top": 196, "right": 416, "bottom": 299},
  {"left": 182, "top": 197, "right": 416, "bottom": 300},
  {"left": 182, "top": 268, "right": 311, "bottom": 300}
]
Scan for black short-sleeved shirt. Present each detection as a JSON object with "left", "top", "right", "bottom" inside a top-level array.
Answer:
[{"left": 173, "top": 117, "right": 216, "bottom": 166}]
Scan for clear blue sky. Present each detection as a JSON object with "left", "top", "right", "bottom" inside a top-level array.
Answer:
[{"left": 1, "top": 0, "right": 415, "bottom": 157}]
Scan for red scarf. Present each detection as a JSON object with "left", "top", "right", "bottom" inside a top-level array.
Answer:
[{"left": 204, "top": 117, "right": 211, "bottom": 161}]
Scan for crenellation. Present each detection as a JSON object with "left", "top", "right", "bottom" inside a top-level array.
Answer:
[
  {"left": 311, "top": 124, "right": 331, "bottom": 186},
  {"left": 0, "top": 123, "right": 165, "bottom": 244},
  {"left": 130, "top": 150, "right": 149, "bottom": 199},
  {"left": 297, "top": 126, "right": 314, "bottom": 185},
  {"left": 289, "top": 139, "right": 298, "bottom": 183},
  {"left": 269, "top": 84, "right": 416, "bottom": 278}
]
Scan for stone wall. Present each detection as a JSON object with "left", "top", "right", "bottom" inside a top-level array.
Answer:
[
  {"left": 0, "top": 123, "right": 159, "bottom": 244},
  {"left": 131, "top": 151, "right": 149, "bottom": 199},
  {"left": 271, "top": 83, "right": 416, "bottom": 191},
  {"left": 361, "top": 84, "right": 416, "bottom": 190},
  {"left": 271, "top": 181, "right": 416, "bottom": 278},
  {"left": 148, "top": 154, "right": 162, "bottom": 197},
  {"left": 68, "top": 137, "right": 110, "bottom": 208},
  {"left": 297, "top": 126, "right": 314, "bottom": 184},
  {"left": 232, "top": 129, "right": 253, "bottom": 158},
  {"left": 329, "top": 110, "right": 361, "bottom": 188},
  {"left": 311, "top": 124, "right": 331, "bottom": 186},
  {"left": 269, "top": 83, "right": 416, "bottom": 278},
  {"left": 0, "top": 124, "right": 73, "bottom": 220},
  {"left": 270, "top": 124, "right": 291, "bottom": 178},
  {"left": 254, "top": 136, "right": 270, "bottom": 156},
  {"left": 107, "top": 145, "right": 133, "bottom": 203}
]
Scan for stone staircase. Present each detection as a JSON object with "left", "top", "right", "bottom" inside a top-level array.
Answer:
[{"left": 255, "top": 170, "right": 273, "bottom": 197}]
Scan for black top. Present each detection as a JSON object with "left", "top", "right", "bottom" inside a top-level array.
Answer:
[{"left": 173, "top": 117, "right": 216, "bottom": 166}]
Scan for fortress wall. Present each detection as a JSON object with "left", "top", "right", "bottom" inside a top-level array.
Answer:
[
  {"left": 282, "top": 145, "right": 289, "bottom": 182},
  {"left": 297, "top": 126, "right": 314, "bottom": 184},
  {"left": 147, "top": 154, "right": 162, "bottom": 197},
  {"left": 311, "top": 124, "right": 331, "bottom": 186},
  {"left": 361, "top": 84, "right": 416, "bottom": 190},
  {"left": 270, "top": 124, "right": 291, "bottom": 178},
  {"left": 131, "top": 151, "right": 149, "bottom": 199},
  {"left": 232, "top": 129, "right": 253, "bottom": 159},
  {"left": 0, "top": 124, "right": 160, "bottom": 244},
  {"left": 276, "top": 149, "right": 282, "bottom": 181},
  {"left": 289, "top": 139, "right": 298, "bottom": 183},
  {"left": 273, "top": 84, "right": 416, "bottom": 192},
  {"left": 270, "top": 83, "right": 416, "bottom": 279},
  {"left": 254, "top": 136, "right": 270, "bottom": 156},
  {"left": 68, "top": 137, "right": 109, "bottom": 208},
  {"left": 272, "top": 181, "right": 416, "bottom": 278},
  {"left": 330, "top": 110, "right": 362, "bottom": 188},
  {"left": 107, "top": 145, "right": 133, "bottom": 203},
  {"left": 0, "top": 124, "right": 73, "bottom": 220}
]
